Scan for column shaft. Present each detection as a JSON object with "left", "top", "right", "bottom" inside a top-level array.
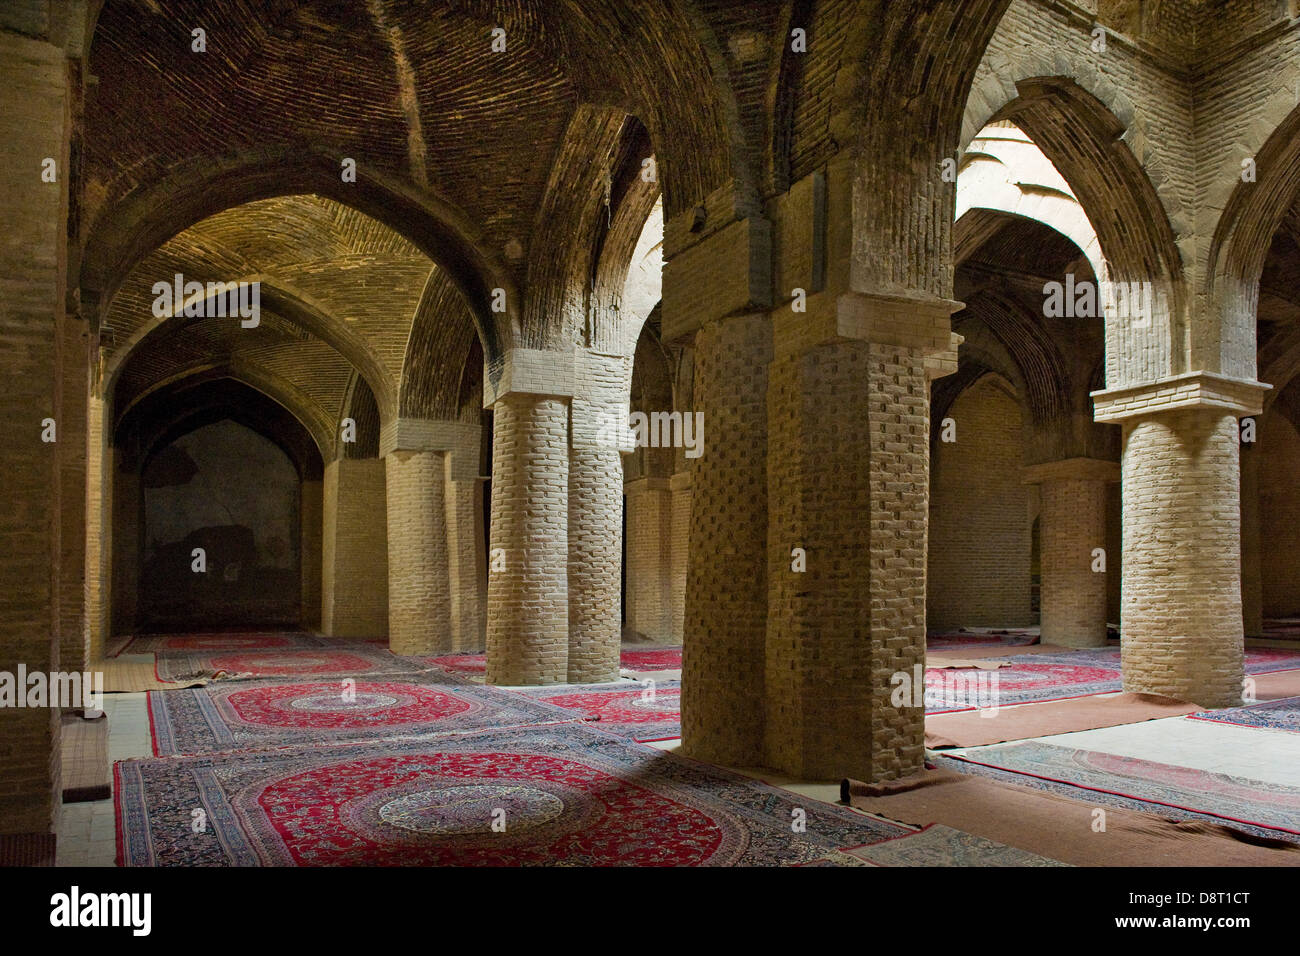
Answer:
[
  {"left": 384, "top": 450, "right": 451, "bottom": 655},
  {"left": 485, "top": 395, "right": 569, "bottom": 684},
  {"left": 1039, "top": 477, "right": 1109, "bottom": 647},
  {"left": 680, "top": 313, "right": 770, "bottom": 767},
  {"left": 321, "top": 459, "right": 388, "bottom": 637},
  {"left": 624, "top": 478, "right": 673, "bottom": 642},
  {"left": 1121, "top": 409, "right": 1243, "bottom": 706}
]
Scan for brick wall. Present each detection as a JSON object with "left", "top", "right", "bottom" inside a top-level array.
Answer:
[
  {"left": 1259, "top": 410, "right": 1300, "bottom": 616},
  {"left": 321, "top": 458, "right": 388, "bottom": 638},
  {"left": 0, "top": 30, "right": 70, "bottom": 834},
  {"left": 928, "top": 376, "right": 1033, "bottom": 630}
]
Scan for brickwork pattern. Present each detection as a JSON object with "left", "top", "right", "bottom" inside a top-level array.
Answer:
[
  {"left": 624, "top": 478, "right": 673, "bottom": 642},
  {"left": 1039, "top": 478, "right": 1109, "bottom": 647},
  {"left": 1121, "top": 410, "right": 1244, "bottom": 707},
  {"left": 669, "top": 471, "right": 692, "bottom": 642},
  {"left": 0, "top": 32, "right": 68, "bottom": 834},
  {"left": 928, "top": 377, "right": 1033, "bottom": 630},
  {"left": 485, "top": 395, "right": 569, "bottom": 685},
  {"left": 445, "top": 473, "right": 487, "bottom": 653},
  {"left": 300, "top": 480, "right": 322, "bottom": 628},
  {"left": 1258, "top": 411, "right": 1300, "bottom": 617},
  {"left": 680, "top": 314, "right": 771, "bottom": 767},
  {"left": 384, "top": 450, "right": 452, "bottom": 655},
  {"left": 766, "top": 338, "right": 930, "bottom": 781},
  {"left": 321, "top": 459, "right": 389, "bottom": 638}
]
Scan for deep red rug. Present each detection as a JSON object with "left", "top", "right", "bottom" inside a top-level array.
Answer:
[
  {"left": 514, "top": 681, "right": 681, "bottom": 741},
  {"left": 155, "top": 646, "right": 431, "bottom": 682},
  {"left": 148, "top": 676, "right": 582, "bottom": 756},
  {"left": 115, "top": 724, "right": 912, "bottom": 866}
]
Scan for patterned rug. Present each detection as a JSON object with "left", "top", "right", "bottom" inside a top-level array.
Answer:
[
  {"left": 148, "top": 676, "right": 582, "bottom": 756},
  {"left": 620, "top": 646, "right": 683, "bottom": 672},
  {"left": 122, "top": 631, "right": 337, "bottom": 654},
  {"left": 154, "top": 646, "right": 432, "bottom": 682},
  {"left": 1019, "top": 645, "right": 1300, "bottom": 675},
  {"left": 115, "top": 723, "right": 912, "bottom": 866},
  {"left": 427, "top": 646, "right": 684, "bottom": 680},
  {"left": 513, "top": 680, "right": 681, "bottom": 742},
  {"left": 941, "top": 743, "right": 1300, "bottom": 838},
  {"left": 827, "top": 823, "right": 1068, "bottom": 867},
  {"left": 1188, "top": 696, "right": 1300, "bottom": 734},
  {"left": 925, "top": 662, "right": 1121, "bottom": 713}
]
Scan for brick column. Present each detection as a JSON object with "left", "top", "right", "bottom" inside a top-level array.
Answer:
[
  {"left": 1024, "top": 458, "right": 1118, "bottom": 648},
  {"left": 765, "top": 291, "right": 954, "bottom": 781},
  {"left": 624, "top": 477, "right": 673, "bottom": 642},
  {"left": 483, "top": 349, "right": 574, "bottom": 685},
  {"left": 668, "top": 470, "right": 692, "bottom": 642},
  {"left": 383, "top": 450, "right": 451, "bottom": 655},
  {"left": 85, "top": 395, "right": 112, "bottom": 660},
  {"left": 1240, "top": 440, "right": 1263, "bottom": 638},
  {"left": 320, "top": 458, "right": 388, "bottom": 637},
  {"left": 0, "top": 29, "right": 72, "bottom": 833},
  {"left": 680, "top": 313, "right": 770, "bottom": 764},
  {"left": 299, "top": 479, "right": 322, "bottom": 629},
  {"left": 1094, "top": 374, "right": 1268, "bottom": 707},
  {"left": 445, "top": 462, "right": 486, "bottom": 653},
  {"left": 567, "top": 349, "right": 629, "bottom": 682}
]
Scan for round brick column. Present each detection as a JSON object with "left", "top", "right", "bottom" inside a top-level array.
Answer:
[
  {"left": 1120, "top": 409, "right": 1244, "bottom": 707},
  {"left": 567, "top": 438, "right": 623, "bottom": 682},
  {"left": 1240, "top": 442, "right": 1263, "bottom": 638},
  {"left": 485, "top": 394, "right": 569, "bottom": 684},
  {"left": 1039, "top": 477, "right": 1109, "bottom": 647},
  {"left": 384, "top": 450, "right": 451, "bottom": 655}
]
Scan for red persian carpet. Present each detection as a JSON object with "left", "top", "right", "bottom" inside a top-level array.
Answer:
[
  {"left": 115, "top": 723, "right": 912, "bottom": 866},
  {"left": 513, "top": 680, "right": 680, "bottom": 741},
  {"left": 154, "top": 645, "right": 431, "bottom": 682},
  {"left": 147, "top": 676, "right": 582, "bottom": 756}
]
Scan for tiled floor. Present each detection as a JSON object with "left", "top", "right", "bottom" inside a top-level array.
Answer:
[{"left": 57, "top": 692, "right": 150, "bottom": 867}]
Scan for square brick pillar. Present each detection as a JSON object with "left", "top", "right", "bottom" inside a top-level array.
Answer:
[
  {"left": 0, "top": 30, "right": 72, "bottom": 834},
  {"left": 445, "top": 466, "right": 486, "bottom": 653},
  {"left": 1023, "top": 458, "right": 1119, "bottom": 648},
  {"left": 679, "top": 312, "right": 772, "bottom": 767},
  {"left": 624, "top": 477, "right": 673, "bottom": 642},
  {"left": 85, "top": 395, "right": 112, "bottom": 661},
  {"left": 383, "top": 450, "right": 452, "bottom": 655},
  {"left": 299, "top": 479, "right": 322, "bottom": 629},
  {"left": 668, "top": 471, "right": 692, "bottom": 642},
  {"left": 321, "top": 458, "right": 388, "bottom": 638},
  {"left": 1094, "top": 374, "right": 1268, "bottom": 707},
  {"left": 764, "top": 291, "right": 955, "bottom": 781}
]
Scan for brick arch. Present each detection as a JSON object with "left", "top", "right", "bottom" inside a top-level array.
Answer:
[
  {"left": 101, "top": 276, "right": 397, "bottom": 426},
  {"left": 399, "top": 269, "right": 481, "bottom": 421},
  {"left": 117, "top": 375, "right": 326, "bottom": 484},
  {"left": 80, "top": 149, "right": 516, "bottom": 362},
  {"left": 831, "top": 0, "right": 1014, "bottom": 296},
  {"left": 1208, "top": 105, "right": 1300, "bottom": 383},
  {"left": 340, "top": 373, "right": 382, "bottom": 461},
  {"left": 976, "top": 80, "right": 1185, "bottom": 387},
  {"left": 959, "top": 291, "right": 1071, "bottom": 425}
]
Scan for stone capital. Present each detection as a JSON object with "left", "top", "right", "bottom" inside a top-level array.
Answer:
[
  {"left": 482, "top": 347, "right": 575, "bottom": 406},
  {"left": 1023, "top": 457, "right": 1121, "bottom": 485},
  {"left": 771, "top": 289, "right": 962, "bottom": 360},
  {"left": 380, "top": 418, "right": 482, "bottom": 482},
  {"left": 1091, "top": 371, "right": 1270, "bottom": 423}
]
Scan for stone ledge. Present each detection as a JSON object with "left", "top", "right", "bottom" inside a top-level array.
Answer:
[
  {"left": 1023, "top": 457, "right": 1121, "bottom": 484},
  {"left": 1091, "top": 372, "right": 1270, "bottom": 423}
]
